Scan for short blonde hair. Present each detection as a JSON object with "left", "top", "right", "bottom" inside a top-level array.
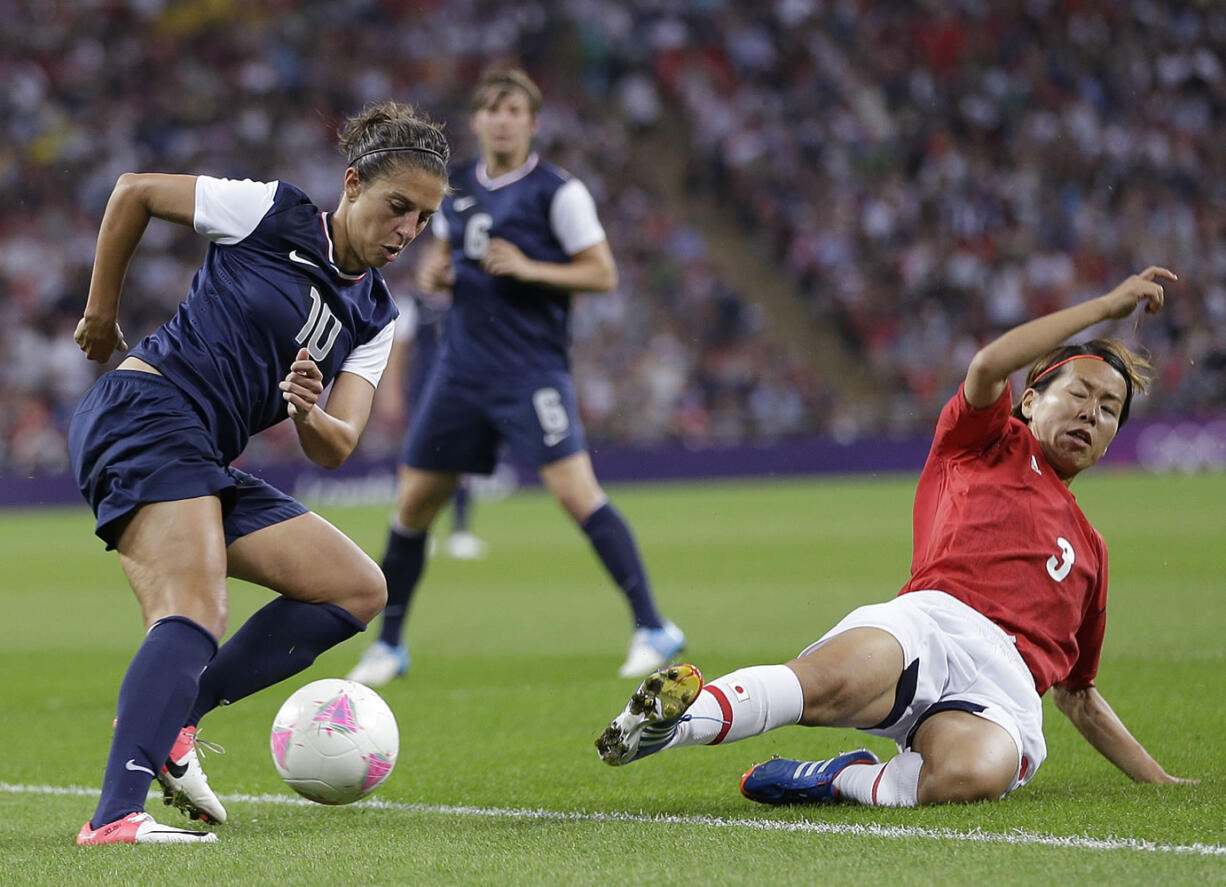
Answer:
[{"left": 469, "top": 66, "right": 542, "bottom": 116}]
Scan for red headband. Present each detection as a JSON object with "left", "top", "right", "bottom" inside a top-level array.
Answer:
[{"left": 1032, "top": 354, "right": 1105, "bottom": 384}]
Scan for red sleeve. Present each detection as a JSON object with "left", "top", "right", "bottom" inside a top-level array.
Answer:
[
  {"left": 930, "top": 382, "right": 1013, "bottom": 459},
  {"left": 1056, "top": 539, "right": 1109, "bottom": 691}
]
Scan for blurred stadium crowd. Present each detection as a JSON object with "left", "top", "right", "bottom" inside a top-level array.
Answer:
[{"left": 3, "top": 0, "right": 1224, "bottom": 474}]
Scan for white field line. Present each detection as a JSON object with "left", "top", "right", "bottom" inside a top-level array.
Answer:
[{"left": 3, "top": 781, "right": 1223, "bottom": 857}]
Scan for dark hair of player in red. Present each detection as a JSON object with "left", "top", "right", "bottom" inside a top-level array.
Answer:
[{"left": 1011, "top": 338, "right": 1153, "bottom": 427}]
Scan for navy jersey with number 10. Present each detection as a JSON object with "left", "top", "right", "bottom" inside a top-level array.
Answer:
[{"left": 129, "top": 177, "right": 398, "bottom": 463}]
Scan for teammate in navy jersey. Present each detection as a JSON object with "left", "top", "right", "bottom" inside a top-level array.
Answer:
[
  {"left": 348, "top": 67, "right": 685, "bottom": 687},
  {"left": 597, "top": 267, "right": 1197, "bottom": 807},
  {"left": 69, "top": 102, "right": 449, "bottom": 845}
]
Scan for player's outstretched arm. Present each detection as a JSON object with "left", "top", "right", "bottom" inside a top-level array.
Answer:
[
  {"left": 1051, "top": 683, "right": 1198, "bottom": 784},
  {"left": 281, "top": 348, "right": 374, "bottom": 469},
  {"left": 75, "top": 173, "right": 198, "bottom": 362},
  {"left": 962, "top": 266, "right": 1175, "bottom": 408}
]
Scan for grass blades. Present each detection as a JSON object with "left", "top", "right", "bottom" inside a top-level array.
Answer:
[{"left": 0, "top": 472, "right": 1222, "bottom": 885}]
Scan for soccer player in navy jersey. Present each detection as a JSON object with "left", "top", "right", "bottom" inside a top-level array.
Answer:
[
  {"left": 597, "top": 267, "right": 1197, "bottom": 806},
  {"left": 349, "top": 67, "right": 685, "bottom": 686},
  {"left": 69, "top": 102, "right": 449, "bottom": 845}
]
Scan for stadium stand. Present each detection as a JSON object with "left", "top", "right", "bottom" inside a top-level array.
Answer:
[
  {"left": 2, "top": 1, "right": 1222, "bottom": 473},
  {"left": 565, "top": 0, "right": 1226, "bottom": 435}
]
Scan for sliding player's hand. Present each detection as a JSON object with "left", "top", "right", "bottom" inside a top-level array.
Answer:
[{"left": 1099, "top": 266, "right": 1175, "bottom": 320}]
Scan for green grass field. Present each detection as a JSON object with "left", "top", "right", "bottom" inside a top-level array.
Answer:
[{"left": 1, "top": 471, "right": 1223, "bottom": 885}]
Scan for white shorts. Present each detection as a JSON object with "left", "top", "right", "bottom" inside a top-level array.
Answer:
[{"left": 798, "top": 590, "right": 1047, "bottom": 794}]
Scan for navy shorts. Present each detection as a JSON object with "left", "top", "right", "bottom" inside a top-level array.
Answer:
[
  {"left": 403, "top": 366, "right": 587, "bottom": 474},
  {"left": 68, "top": 371, "right": 306, "bottom": 549}
]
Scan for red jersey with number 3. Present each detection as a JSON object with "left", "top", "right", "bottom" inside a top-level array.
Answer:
[{"left": 900, "top": 383, "right": 1108, "bottom": 694}]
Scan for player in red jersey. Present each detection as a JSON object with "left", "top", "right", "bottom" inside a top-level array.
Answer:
[{"left": 596, "top": 266, "right": 1197, "bottom": 806}]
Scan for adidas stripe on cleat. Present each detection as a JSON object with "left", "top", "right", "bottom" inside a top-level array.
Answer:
[
  {"left": 76, "top": 812, "right": 218, "bottom": 845},
  {"left": 739, "top": 749, "right": 880, "bottom": 805},
  {"left": 596, "top": 663, "right": 703, "bottom": 765}
]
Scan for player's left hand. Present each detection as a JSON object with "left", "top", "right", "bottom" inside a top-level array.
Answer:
[
  {"left": 481, "top": 238, "right": 534, "bottom": 281},
  {"left": 281, "top": 347, "right": 324, "bottom": 421}
]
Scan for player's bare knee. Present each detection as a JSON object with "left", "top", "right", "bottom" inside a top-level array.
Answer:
[
  {"left": 346, "top": 563, "right": 388, "bottom": 625},
  {"left": 189, "top": 613, "right": 227, "bottom": 643},
  {"left": 204, "top": 606, "right": 228, "bottom": 642},
  {"left": 147, "top": 596, "right": 227, "bottom": 641},
  {"left": 918, "top": 757, "right": 1011, "bottom": 804},
  {"left": 356, "top": 577, "right": 388, "bottom": 626}
]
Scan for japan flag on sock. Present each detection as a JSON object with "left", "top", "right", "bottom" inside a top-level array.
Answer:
[{"left": 732, "top": 683, "right": 750, "bottom": 702}]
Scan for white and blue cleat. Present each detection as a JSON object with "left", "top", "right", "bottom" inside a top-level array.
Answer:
[{"left": 596, "top": 663, "right": 704, "bottom": 765}]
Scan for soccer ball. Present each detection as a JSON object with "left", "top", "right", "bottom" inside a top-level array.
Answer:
[{"left": 270, "top": 678, "right": 399, "bottom": 805}]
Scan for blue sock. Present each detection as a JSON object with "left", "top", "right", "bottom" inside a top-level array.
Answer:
[
  {"left": 581, "top": 502, "right": 663, "bottom": 629},
  {"left": 451, "top": 485, "right": 471, "bottom": 534},
  {"left": 188, "top": 598, "right": 365, "bottom": 725},
  {"left": 377, "top": 524, "right": 427, "bottom": 648},
  {"left": 92, "top": 616, "right": 217, "bottom": 828}
]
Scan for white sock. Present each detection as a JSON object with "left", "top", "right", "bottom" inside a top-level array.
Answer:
[
  {"left": 668, "top": 665, "right": 804, "bottom": 748},
  {"left": 833, "top": 751, "right": 922, "bottom": 807}
]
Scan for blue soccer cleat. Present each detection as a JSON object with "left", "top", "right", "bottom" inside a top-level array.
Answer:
[
  {"left": 595, "top": 663, "right": 703, "bottom": 765},
  {"left": 739, "top": 749, "right": 880, "bottom": 804}
]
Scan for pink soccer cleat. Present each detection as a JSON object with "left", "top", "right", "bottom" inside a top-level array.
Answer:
[{"left": 76, "top": 811, "right": 218, "bottom": 845}]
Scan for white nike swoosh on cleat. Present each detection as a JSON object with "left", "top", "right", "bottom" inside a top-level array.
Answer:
[{"left": 125, "top": 759, "right": 156, "bottom": 777}]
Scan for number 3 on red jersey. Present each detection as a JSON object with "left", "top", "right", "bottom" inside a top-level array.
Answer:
[{"left": 1046, "top": 537, "right": 1075, "bottom": 582}]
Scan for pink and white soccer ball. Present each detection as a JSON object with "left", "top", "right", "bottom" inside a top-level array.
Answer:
[{"left": 270, "top": 678, "right": 399, "bottom": 805}]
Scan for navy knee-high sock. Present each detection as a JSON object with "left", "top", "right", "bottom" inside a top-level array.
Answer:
[
  {"left": 92, "top": 616, "right": 217, "bottom": 828},
  {"left": 377, "top": 524, "right": 428, "bottom": 647},
  {"left": 451, "top": 485, "right": 471, "bottom": 534},
  {"left": 188, "top": 598, "right": 364, "bottom": 725},
  {"left": 581, "top": 502, "right": 663, "bottom": 629}
]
